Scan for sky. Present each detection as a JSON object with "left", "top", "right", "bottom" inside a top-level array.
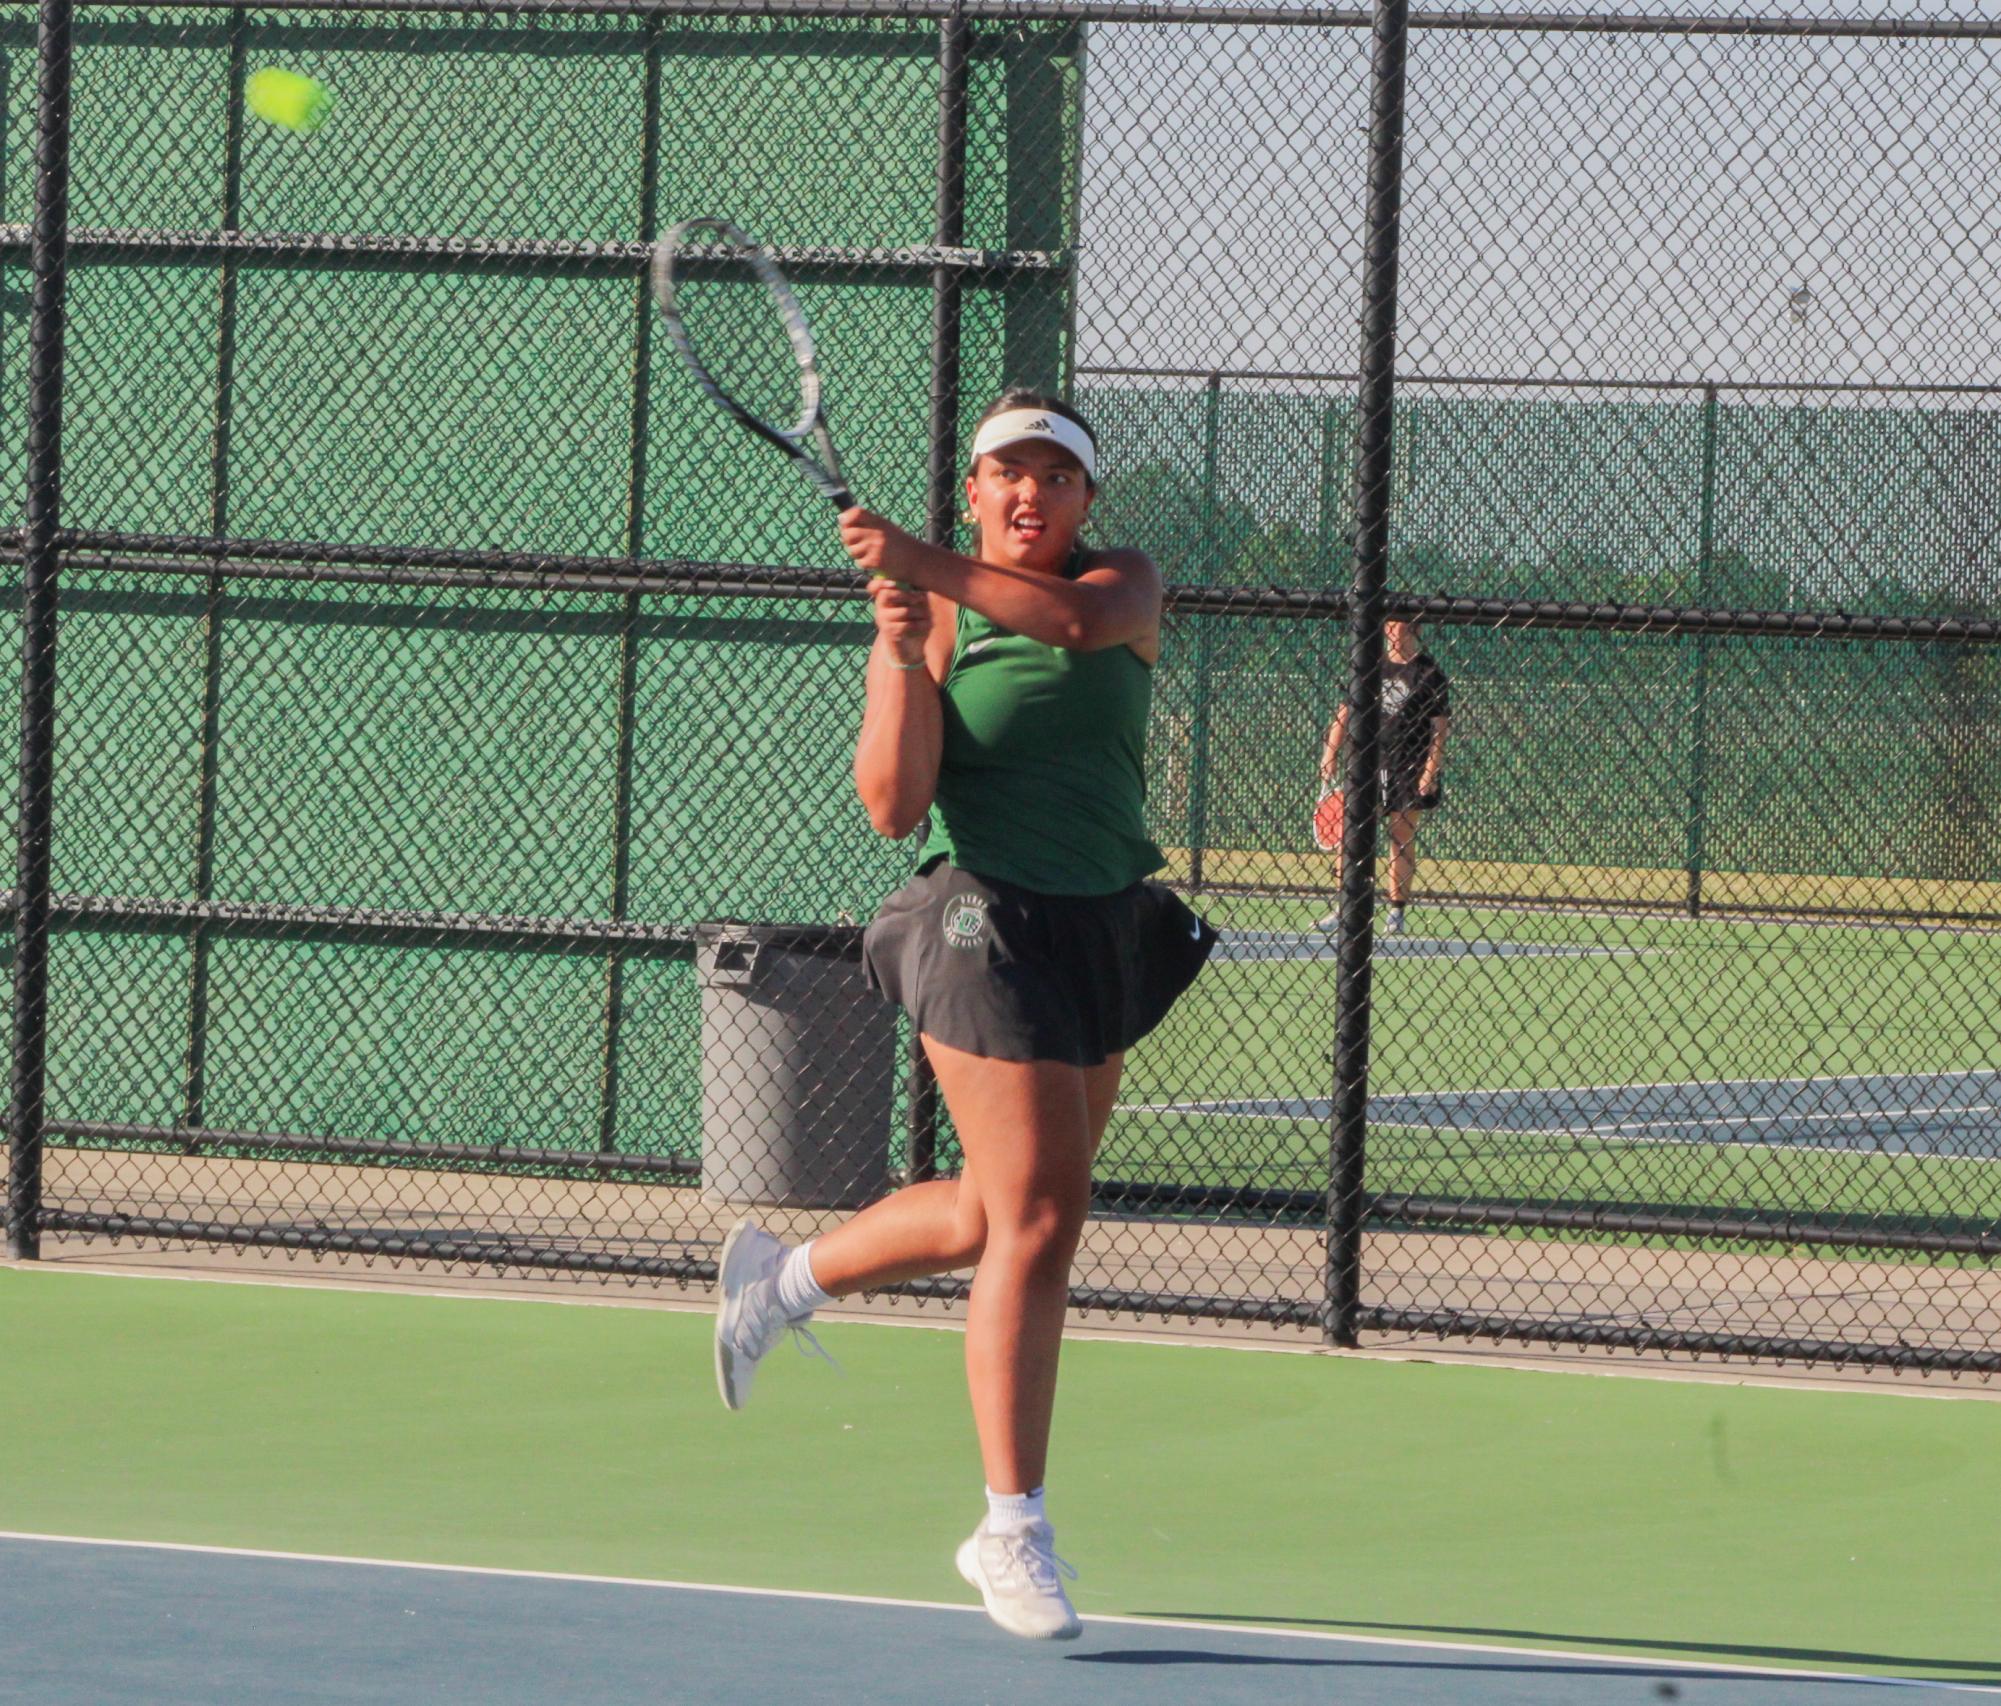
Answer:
[{"left": 1071, "top": 3, "right": 2001, "bottom": 397}]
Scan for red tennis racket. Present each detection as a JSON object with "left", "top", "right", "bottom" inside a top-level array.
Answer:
[{"left": 1312, "top": 783, "right": 1344, "bottom": 852}]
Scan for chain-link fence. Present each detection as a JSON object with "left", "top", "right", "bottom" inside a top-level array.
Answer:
[
  {"left": 3, "top": 0, "right": 1998, "bottom": 1372},
  {"left": 1089, "top": 373, "right": 2001, "bottom": 909}
]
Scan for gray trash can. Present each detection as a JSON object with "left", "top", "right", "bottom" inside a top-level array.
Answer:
[{"left": 695, "top": 921, "right": 896, "bottom": 1210}]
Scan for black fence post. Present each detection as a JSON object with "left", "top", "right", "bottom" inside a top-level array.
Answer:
[
  {"left": 1185, "top": 371, "right": 1222, "bottom": 891},
  {"left": 597, "top": 15, "right": 667, "bottom": 1158},
  {"left": 1684, "top": 381, "right": 1719, "bottom": 918},
  {"left": 181, "top": 6, "right": 251, "bottom": 1149},
  {"left": 7, "top": 0, "right": 77, "bottom": 1262},
  {"left": 906, "top": 8, "right": 970, "bottom": 1186},
  {"left": 1325, "top": 0, "right": 1412, "bottom": 1348},
  {"left": 926, "top": 7, "right": 970, "bottom": 547}
]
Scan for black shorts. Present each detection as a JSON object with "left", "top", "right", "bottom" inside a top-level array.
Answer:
[
  {"left": 1382, "top": 770, "right": 1443, "bottom": 814},
  {"left": 861, "top": 860, "right": 1217, "bottom": 1068}
]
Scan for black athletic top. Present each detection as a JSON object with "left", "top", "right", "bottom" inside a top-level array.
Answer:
[{"left": 1380, "top": 654, "right": 1450, "bottom": 780}]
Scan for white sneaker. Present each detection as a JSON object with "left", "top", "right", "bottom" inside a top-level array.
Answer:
[
  {"left": 713, "top": 1220, "right": 829, "bottom": 1411},
  {"left": 1382, "top": 907, "right": 1406, "bottom": 936},
  {"left": 956, "top": 1520, "right": 1082, "bottom": 1640},
  {"left": 1313, "top": 911, "right": 1342, "bottom": 932}
]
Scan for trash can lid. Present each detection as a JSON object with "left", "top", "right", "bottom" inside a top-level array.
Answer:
[{"left": 692, "top": 920, "right": 866, "bottom": 961}]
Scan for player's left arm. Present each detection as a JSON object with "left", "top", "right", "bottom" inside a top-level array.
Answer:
[
  {"left": 1419, "top": 716, "right": 1450, "bottom": 795},
  {"left": 1418, "top": 667, "right": 1450, "bottom": 794},
  {"left": 839, "top": 511, "right": 1160, "bottom": 653}
]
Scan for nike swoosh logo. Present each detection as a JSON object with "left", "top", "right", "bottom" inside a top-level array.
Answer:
[
  {"left": 963, "top": 637, "right": 999, "bottom": 658},
  {"left": 1188, "top": 918, "right": 1204, "bottom": 941}
]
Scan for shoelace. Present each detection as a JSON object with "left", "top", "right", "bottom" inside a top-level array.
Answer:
[
  {"left": 786, "top": 1320, "right": 840, "bottom": 1374},
  {"left": 991, "top": 1529, "right": 1077, "bottom": 1595},
  {"left": 734, "top": 1270, "right": 840, "bottom": 1374}
]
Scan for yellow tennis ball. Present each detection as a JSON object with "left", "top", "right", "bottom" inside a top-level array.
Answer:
[{"left": 245, "top": 67, "right": 331, "bottom": 135}]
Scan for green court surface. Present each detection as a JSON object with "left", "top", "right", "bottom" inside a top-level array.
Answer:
[
  {"left": 1176, "top": 897, "right": 2000, "bottom": 1097},
  {"left": 4, "top": 1266, "right": 1999, "bottom": 1687},
  {"left": 1105, "top": 898, "right": 2001, "bottom": 1231}
]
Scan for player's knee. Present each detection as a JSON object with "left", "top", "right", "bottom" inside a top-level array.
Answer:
[{"left": 994, "top": 1190, "right": 1087, "bottom": 1270}]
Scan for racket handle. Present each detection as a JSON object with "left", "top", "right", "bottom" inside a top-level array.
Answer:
[
  {"left": 836, "top": 489, "right": 907, "bottom": 583},
  {"left": 831, "top": 486, "right": 907, "bottom": 585}
]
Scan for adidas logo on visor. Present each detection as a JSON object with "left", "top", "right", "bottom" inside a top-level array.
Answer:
[{"left": 1026, "top": 417, "right": 1053, "bottom": 430}]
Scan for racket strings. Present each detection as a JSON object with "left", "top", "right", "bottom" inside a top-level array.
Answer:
[
  {"left": 667, "top": 266, "right": 814, "bottom": 438},
  {"left": 654, "top": 219, "right": 850, "bottom": 508}
]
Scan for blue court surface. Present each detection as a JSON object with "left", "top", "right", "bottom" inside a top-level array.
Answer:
[
  {"left": 3, "top": 1535, "right": 1979, "bottom": 1705},
  {"left": 1211, "top": 928, "right": 1648, "bottom": 963},
  {"left": 1137, "top": 1070, "right": 2001, "bottom": 1162}
]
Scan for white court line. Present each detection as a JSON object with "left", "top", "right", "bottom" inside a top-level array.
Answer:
[
  {"left": 1122, "top": 1067, "right": 2001, "bottom": 1117},
  {"left": 1433, "top": 1132, "right": 2001, "bottom": 1167},
  {"left": 1132, "top": 1098, "right": 1998, "bottom": 1125},
  {"left": 1123, "top": 1095, "right": 2001, "bottom": 1152},
  {"left": 1584, "top": 1096, "right": 1992, "bottom": 1136},
  {"left": 1212, "top": 935, "right": 1658, "bottom": 962},
  {"left": 1219, "top": 929, "right": 1647, "bottom": 952},
  {"left": 2, "top": 1530, "right": 1993, "bottom": 1693},
  {"left": 1121, "top": 1067, "right": 2001, "bottom": 1131},
  {"left": 1132, "top": 1097, "right": 2001, "bottom": 1137},
  {"left": 1120, "top": 1100, "right": 2001, "bottom": 1166},
  {"left": 1380, "top": 1065, "right": 1996, "bottom": 1103},
  {"left": 1591, "top": 1102, "right": 2001, "bottom": 1138}
]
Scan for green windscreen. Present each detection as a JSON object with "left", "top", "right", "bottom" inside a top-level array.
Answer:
[{"left": 8, "top": 7, "right": 1083, "bottom": 1167}]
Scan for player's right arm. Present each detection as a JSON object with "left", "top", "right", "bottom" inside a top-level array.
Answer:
[{"left": 854, "top": 583, "right": 952, "bottom": 838}]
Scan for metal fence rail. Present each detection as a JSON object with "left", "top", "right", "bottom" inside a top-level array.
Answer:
[{"left": 4, "top": 0, "right": 1997, "bottom": 1373}]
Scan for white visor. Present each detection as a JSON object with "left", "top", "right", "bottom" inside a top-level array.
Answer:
[{"left": 970, "top": 408, "right": 1097, "bottom": 480}]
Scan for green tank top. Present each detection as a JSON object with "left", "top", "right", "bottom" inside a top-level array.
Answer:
[{"left": 918, "top": 569, "right": 1165, "bottom": 897}]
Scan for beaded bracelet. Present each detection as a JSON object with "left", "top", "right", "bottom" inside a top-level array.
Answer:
[{"left": 885, "top": 655, "right": 929, "bottom": 672}]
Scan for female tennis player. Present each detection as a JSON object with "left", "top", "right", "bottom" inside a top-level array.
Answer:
[{"left": 712, "top": 392, "right": 1215, "bottom": 1640}]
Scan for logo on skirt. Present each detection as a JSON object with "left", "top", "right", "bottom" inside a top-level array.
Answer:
[{"left": 942, "top": 892, "right": 991, "bottom": 950}]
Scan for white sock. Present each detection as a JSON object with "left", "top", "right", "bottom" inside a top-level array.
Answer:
[
  {"left": 774, "top": 1242, "right": 832, "bottom": 1321},
  {"left": 986, "top": 1485, "right": 1047, "bottom": 1533}
]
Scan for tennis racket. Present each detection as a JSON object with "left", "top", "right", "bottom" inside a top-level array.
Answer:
[
  {"left": 1312, "top": 781, "right": 1345, "bottom": 852},
  {"left": 651, "top": 217, "right": 853, "bottom": 509}
]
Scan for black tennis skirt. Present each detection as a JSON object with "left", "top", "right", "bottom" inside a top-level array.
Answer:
[{"left": 861, "top": 859, "right": 1218, "bottom": 1068}]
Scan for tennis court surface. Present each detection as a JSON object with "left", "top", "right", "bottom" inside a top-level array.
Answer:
[
  {"left": 1142, "top": 1069, "right": 2001, "bottom": 1161},
  {"left": 6, "top": 1267, "right": 2000, "bottom": 1703},
  {"left": 2, "top": 1535, "right": 1964, "bottom": 1705}
]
